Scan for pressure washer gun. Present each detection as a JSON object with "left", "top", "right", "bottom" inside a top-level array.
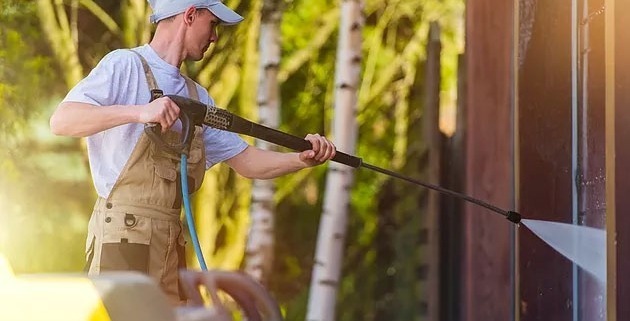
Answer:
[
  {"left": 145, "top": 95, "right": 363, "bottom": 167},
  {"left": 144, "top": 95, "right": 521, "bottom": 224}
]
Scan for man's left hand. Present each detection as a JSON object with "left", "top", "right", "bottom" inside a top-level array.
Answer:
[{"left": 299, "top": 134, "right": 336, "bottom": 166}]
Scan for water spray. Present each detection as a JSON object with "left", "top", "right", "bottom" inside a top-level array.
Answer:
[{"left": 146, "top": 94, "right": 522, "bottom": 225}]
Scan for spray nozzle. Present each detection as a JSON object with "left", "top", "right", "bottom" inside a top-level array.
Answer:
[{"left": 506, "top": 211, "right": 521, "bottom": 224}]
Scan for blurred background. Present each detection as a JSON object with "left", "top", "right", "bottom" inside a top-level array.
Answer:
[
  {"left": 0, "top": 0, "right": 463, "bottom": 320},
  {"left": 3, "top": 0, "right": 627, "bottom": 320}
]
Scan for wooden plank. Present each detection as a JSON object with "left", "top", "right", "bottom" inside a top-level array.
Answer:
[
  {"left": 604, "top": 0, "right": 616, "bottom": 317},
  {"left": 607, "top": 0, "right": 630, "bottom": 318},
  {"left": 439, "top": 53, "right": 466, "bottom": 321},
  {"left": 577, "top": 0, "right": 606, "bottom": 320},
  {"left": 605, "top": 0, "right": 618, "bottom": 321},
  {"left": 424, "top": 21, "right": 442, "bottom": 321},
  {"left": 463, "top": 0, "right": 515, "bottom": 320}
]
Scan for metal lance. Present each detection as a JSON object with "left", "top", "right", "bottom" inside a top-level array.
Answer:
[{"left": 145, "top": 95, "right": 522, "bottom": 225}]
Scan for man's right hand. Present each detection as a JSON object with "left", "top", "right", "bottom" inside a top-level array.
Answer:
[{"left": 138, "top": 97, "right": 181, "bottom": 132}]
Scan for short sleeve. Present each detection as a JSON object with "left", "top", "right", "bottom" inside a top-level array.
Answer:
[
  {"left": 62, "top": 50, "right": 141, "bottom": 106},
  {"left": 203, "top": 127, "right": 249, "bottom": 168}
]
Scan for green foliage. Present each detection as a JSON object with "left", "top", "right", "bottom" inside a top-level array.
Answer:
[
  {"left": 0, "top": 0, "right": 463, "bottom": 319},
  {"left": 0, "top": 0, "right": 91, "bottom": 273},
  {"left": 270, "top": 1, "right": 464, "bottom": 320},
  {"left": 0, "top": 1, "right": 56, "bottom": 137}
]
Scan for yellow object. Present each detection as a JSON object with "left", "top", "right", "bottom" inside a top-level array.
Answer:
[
  {"left": 0, "top": 274, "right": 111, "bottom": 321},
  {"left": 0, "top": 256, "right": 174, "bottom": 321}
]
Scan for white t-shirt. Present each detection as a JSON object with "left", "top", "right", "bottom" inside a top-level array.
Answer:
[{"left": 63, "top": 44, "right": 249, "bottom": 198}]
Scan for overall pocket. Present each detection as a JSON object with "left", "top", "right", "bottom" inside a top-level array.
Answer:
[
  {"left": 153, "top": 164, "right": 180, "bottom": 209},
  {"left": 150, "top": 128, "right": 206, "bottom": 195},
  {"left": 100, "top": 212, "right": 152, "bottom": 273}
]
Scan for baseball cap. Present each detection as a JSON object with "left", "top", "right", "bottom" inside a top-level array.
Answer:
[{"left": 148, "top": 0, "right": 244, "bottom": 25}]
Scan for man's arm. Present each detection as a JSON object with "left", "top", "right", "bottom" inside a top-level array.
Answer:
[
  {"left": 225, "top": 134, "right": 337, "bottom": 179},
  {"left": 50, "top": 97, "right": 182, "bottom": 137}
]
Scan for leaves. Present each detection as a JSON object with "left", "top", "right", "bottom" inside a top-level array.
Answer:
[{"left": 0, "top": 0, "right": 464, "bottom": 318}]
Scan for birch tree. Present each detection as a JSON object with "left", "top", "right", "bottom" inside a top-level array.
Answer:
[
  {"left": 245, "top": 0, "right": 283, "bottom": 283},
  {"left": 306, "top": 0, "right": 363, "bottom": 320}
]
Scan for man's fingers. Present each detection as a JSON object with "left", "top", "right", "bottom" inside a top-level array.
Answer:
[
  {"left": 311, "top": 135, "right": 333, "bottom": 161},
  {"left": 162, "top": 98, "right": 177, "bottom": 124},
  {"left": 155, "top": 98, "right": 180, "bottom": 130},
  {"left": 329, "top": 141, "right": 337, "bottom": 159},
  {"left": 302, "top": 133, "right": 337, "bottom": 163},
  {"left": 319, "top": 139, "right": 336, "bottom": 161},
  {"left": 167, "top": 99, "right": 181, "bottom": 119},
  {"left": 315, "top": 136, "right": 329, "bottom": 161},
  {"left": 306, "top": 134, "right": 321, "bottom": 154}
]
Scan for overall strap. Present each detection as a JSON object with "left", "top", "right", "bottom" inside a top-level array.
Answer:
[
  {"left": 130, "top": 49, "right": 201, "bottom": 101},
  {"left": 182, "top": 75, "right": 200, "bottom": 101},
  {"left": 129, "top": 50, "right": 163, "bottom": 100}
]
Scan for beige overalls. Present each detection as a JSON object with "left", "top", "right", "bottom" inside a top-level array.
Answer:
[{"left": 84, "top": 51, "right": 206, "bottom": 304}]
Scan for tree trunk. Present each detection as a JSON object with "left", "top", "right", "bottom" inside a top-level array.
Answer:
[
  {"left": 245, "top": 0, "right": 282, "bottom": 284},
  {"left": 306, "top": 0, "right": 363, "bottom": 320},
  {"left": 37, "top": 0, "right": 84, "bottom": 88}
]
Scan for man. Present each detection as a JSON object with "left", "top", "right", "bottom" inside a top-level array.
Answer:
[{"left": 50, "top": 0, "right": 336, "bottom": 304}]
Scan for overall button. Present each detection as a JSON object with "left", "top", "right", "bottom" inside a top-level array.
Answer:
[
  {"left": 124, "top": 214, "right": 137, "bottom": 228},
  {"left": 106, "top": 202, "right": 113, "bottom": 209},
  {"left": 105, "top": 217, "right": 112, "bottom": 223}
]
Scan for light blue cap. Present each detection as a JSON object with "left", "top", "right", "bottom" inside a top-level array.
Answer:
[{"left": 148, "top": 0, "right": 244, "bottom": 25}]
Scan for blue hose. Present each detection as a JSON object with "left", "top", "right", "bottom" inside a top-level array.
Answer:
[{"left": 181, "top": 154, "right": 208, "bottom": 271}]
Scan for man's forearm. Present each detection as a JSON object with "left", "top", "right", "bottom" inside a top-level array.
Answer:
[
  {"left": 226, "top": 146, "right": 309, "bottom": 180},
  {"left": 50, "top": 102, "right": 140, "bottom": 137},
  {"left": 51, "top": 97, "right": 181, "bottom": 137}
]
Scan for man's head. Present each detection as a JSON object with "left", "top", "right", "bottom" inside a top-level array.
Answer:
[
  {"left": 147, "top": 0, "right": 243, "bottom": 61},
  {"left": 148, "top": 0, "right": 243, "bottom": 25}
]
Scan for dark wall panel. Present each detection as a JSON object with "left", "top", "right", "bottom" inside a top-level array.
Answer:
[
  {"left": 463, "top": 0, "right": 514, "bottom": 320},
  {"left": 517, "top": 0, "right": 574, "bottom": 320}
]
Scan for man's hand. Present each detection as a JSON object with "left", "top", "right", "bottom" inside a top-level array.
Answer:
[
  {"left": 138, "top": 97, "right": 181, "bottom": 132},
  {"left": 299, "top": 133, "right": 337, "bottom": 166}
]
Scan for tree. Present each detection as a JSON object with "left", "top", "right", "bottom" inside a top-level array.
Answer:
[
  {"left": 245, "top": 0, "right": 283, "bottom": 283},
  {"left": 306, "top": 0, "right": 363, "bottom": 320}
]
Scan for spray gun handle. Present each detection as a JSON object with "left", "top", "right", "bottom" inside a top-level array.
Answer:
[{"left": 144, "top": 94, "right": 196, "bottom": 155}]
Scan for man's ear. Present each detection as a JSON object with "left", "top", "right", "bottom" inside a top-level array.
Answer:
[{"left": 183, "top": 6, "right": 196, "bottom": 25}]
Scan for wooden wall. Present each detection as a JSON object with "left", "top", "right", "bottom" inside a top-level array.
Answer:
[
  {"left": 608, "top": 0, "right": 630, "bottom": 318},
  {"left": 462, "top": 0, "right": 515, "bottom": 320}
]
